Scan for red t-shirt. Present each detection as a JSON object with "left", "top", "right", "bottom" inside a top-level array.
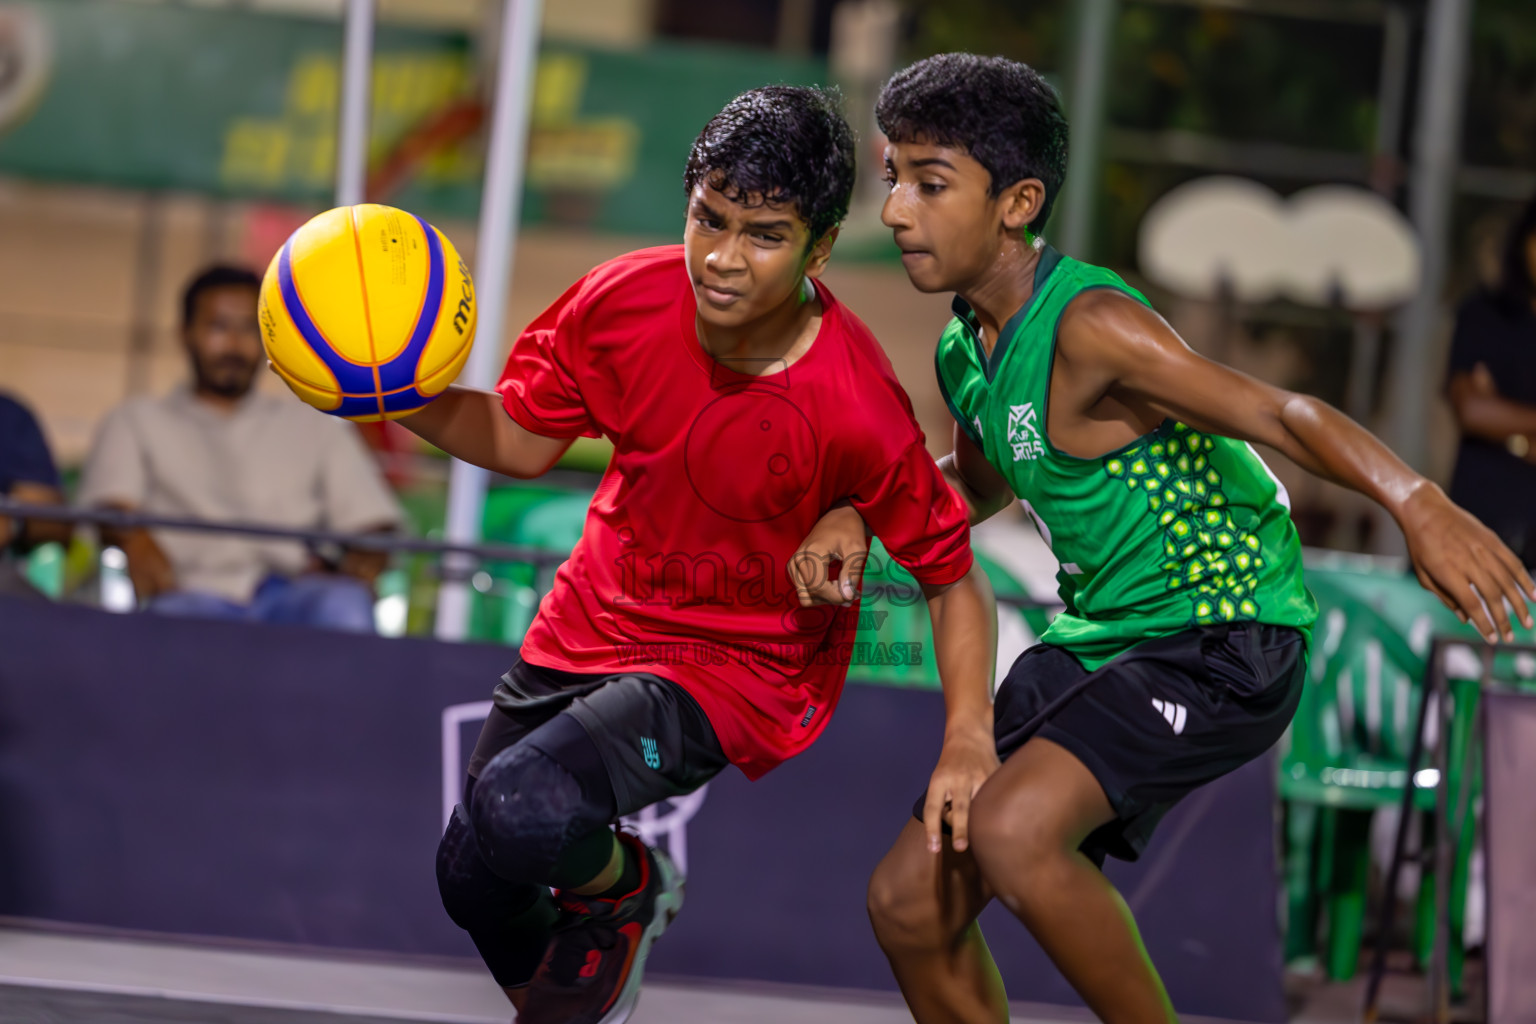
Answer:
[{"left": 498, "top": 246, "right": 972, "bottom": 778}]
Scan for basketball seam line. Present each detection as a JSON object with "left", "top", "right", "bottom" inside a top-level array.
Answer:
[
  {"left": 277, "top": 241, "right": 376, "bottom": 408},
  {"left": 348, "top": 204, "right": 386, "bottom": 419}
]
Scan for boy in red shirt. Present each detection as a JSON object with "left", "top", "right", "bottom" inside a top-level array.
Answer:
[{"left": 402, "top": 86, "right": 998, "bottom": 1024}]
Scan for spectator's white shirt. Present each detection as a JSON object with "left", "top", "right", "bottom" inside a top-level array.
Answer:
[{"left": 79, "top": 387, "right": 403, "bottom": 603}]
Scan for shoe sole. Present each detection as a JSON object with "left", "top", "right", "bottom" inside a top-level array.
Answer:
[{"left": 591, "top": 846, "right": 684, "bottom": 1024}]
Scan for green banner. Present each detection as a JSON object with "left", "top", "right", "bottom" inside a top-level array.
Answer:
[{"left": 0, "top": 0, "right": 826, "bottom": 236}]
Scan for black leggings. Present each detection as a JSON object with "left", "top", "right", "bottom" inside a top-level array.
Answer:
[{"left": 436, "top": 712, "right": 620, "bottom": 987}]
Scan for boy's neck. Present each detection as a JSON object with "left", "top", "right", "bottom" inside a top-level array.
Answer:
[
  {"left": 958, "top": 239, "right": 1041, "bottom": 356},
  {"left": 697, "top": 277, "right": 822, "bottom": 373}
]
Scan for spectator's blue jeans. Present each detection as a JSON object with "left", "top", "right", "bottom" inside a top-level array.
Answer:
[{"left": 147, "top": 574, "right": 376, "bottom": 633}]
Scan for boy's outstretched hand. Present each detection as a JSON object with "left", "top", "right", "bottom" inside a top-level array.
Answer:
[
  {"left": 1396, "top": 483, "right": 1536, "bottom": 643},
  {"left": 790, "top": 502, "right": 870, "bottom": 607},
  {"left": 922, "top": 722, "right": 1000, "bottom": 854}
]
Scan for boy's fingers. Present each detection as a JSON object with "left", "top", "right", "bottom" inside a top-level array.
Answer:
[
  {"left": 838, "top": 554, "right": 866, "bottom": 603},
  {"left": 789, "top": 549, "right": 826, "bottom": 585},
  {"left": 788, "top": 551, "right": 836, "bottom": 605},
  {"left": 1457, "top": 579, "right": 1500, "bottom": 643},
  {"left": 1491, "top": 562, "right": 1534, "bottom": 632},
  {"left": 949, "top": 790, "right": 972, "bottom": 852},
  {"left": 923, "top": 787, "right": 945, "bottom": 854},
  {"left": 1471, "top": 570, "right": 1515, "bottom": 641},
  {"left": 1414, "top": 565, "right": 1459, "bottom": 615},
  {"left": 1488, "top": 548, "right": 1536, "bottom": 628}
]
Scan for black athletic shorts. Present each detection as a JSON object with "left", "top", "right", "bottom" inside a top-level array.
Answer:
[
  {"left": 467, "top": 657, "right": 730, "bottom": 817},
  {"left": 915, "top": 622, "right": 1306, "bottom": 864}
]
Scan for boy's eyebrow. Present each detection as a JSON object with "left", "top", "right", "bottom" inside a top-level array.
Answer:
[
  {"left": 692, "top": 193, "right": 796, "bottom": 232},
  {"left": 910, "top": 156, "right": 957, "bottom": 170}
]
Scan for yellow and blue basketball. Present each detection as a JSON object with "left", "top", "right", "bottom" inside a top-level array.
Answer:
[{"left": 258, "top": 204, "right": 476, "bottom": 422}]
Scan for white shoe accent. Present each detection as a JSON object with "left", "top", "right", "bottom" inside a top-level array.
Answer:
[
  {"left": 595, "top": 846, "right": 685, "bottom": 1024},
  {"left": 1151, "top": 698, "right": 1188, "bottom": 735}
]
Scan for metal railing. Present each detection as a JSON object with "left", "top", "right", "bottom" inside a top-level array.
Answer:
[
  {"left": 0, "top": 499, "right": 1060, "bottom": 628},
  {"left": 0, "top": 499, "right": 567, "bottom": 571}
]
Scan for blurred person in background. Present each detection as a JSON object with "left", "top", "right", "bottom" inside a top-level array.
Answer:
[
  {"left": 1447, "top": 192, "right": 1536, "bottom": 568},
  {"left": 0, "top": 392, "right": 72, "bottom": 599},
  {"left": 79, "top": 265, "right": 403, "bottom": 632}
]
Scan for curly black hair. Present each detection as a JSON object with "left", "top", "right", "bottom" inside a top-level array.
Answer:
[
  {"left": 877, "top": 53, "right": 1069, "bottom": 230},
  {"left": 683, "top": 85, "right": 856, "bottom": 241}
]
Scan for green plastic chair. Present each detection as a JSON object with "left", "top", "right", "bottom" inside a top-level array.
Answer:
[
  {"left": 23, "top": 542, "right": 66, "bottom": 598},
  {"left": 1282, "top": 565, "right": 1534, "bottom": 988},
  {"left": 460, "top": 486, "right": 597, "bottom": 645}
]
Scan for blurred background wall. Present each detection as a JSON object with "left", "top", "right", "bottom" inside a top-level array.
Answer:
[{"left": 1, "top": 0, "right": 1533, "bottom": 552}]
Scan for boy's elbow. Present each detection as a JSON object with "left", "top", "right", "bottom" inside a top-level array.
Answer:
[{"left": 921, "top": 561, "right": 992, "bottom": 603}]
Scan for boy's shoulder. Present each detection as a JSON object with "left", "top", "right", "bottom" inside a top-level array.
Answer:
[
  {"left": 815, "top": 285, "right": 912, "bottom": 402},
  {"left": 563, "top": 245, "right": 688, "bottom": 319}
]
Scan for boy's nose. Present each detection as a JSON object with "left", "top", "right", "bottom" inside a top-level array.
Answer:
[{"left": 706, "top": 239, "right": 746, "bottom": 273}]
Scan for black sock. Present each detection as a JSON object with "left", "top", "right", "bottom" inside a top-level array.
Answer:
[{"left": 592, "top": 838, "right": 642, "bottom": 900}]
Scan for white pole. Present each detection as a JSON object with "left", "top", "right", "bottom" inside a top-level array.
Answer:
[
  {"left": 1373, "top": 0, "right": 1473, "bottom": 557},
  {"left": 336, "top": 0, "right": 375, "bottom": 207},
  {"left": 436, "top": 0, "right": 543, "bottom": 640},
  {"left": 1056, "top": 0, "right": 1118, "bottom": 260},
  {"left": 1385, "top": 0, "right": 1474, "bottom": 476}
]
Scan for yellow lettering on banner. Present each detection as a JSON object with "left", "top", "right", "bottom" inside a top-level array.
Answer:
[
  {"left": 220, "top": 50, "right": 474, "bottom": 192},
  {"left": 527, "top": 53, "right": 640, "bottom": 195},
  {"left": 219, "top": 48, "right": 639, "bottom": 198},
  {"left": 534, "top": 54, "right": 587, "bottom": 124},
  {"left": 526, "top": 118, "right": 639, "bottom": 190},
  {"left": 221, "top": 121, "right": 292, "bottom": 187},
  {"left": 289, "top": 55, "right": 339, "bottom": 118},
  {"left": 295, "top": 134, "right": 336, "bottom": 188}
]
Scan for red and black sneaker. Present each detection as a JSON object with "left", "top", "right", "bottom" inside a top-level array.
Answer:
[{"left": 517, "top": 832, "right": 684, "bottom": 1024}]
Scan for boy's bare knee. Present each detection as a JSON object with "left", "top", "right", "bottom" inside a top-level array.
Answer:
[{"left": 867, "top": 860, "right": 942, "bottom": 952}]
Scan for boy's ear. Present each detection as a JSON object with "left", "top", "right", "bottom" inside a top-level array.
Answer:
[
  {"left": 1000, "top": 179, "right": 1046, "bottom": 234},
  {"left": 804, "top": 225, "right": 840, "bottom": 279}
]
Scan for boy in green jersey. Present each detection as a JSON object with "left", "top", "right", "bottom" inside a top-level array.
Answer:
[{"left": 792, "top": 53, "right": 1536, "bottom": 1024}]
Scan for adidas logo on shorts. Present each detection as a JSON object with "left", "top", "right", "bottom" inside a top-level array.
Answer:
[{"left": 1151, "top": 698, "right": 1188, "bottom": 735}]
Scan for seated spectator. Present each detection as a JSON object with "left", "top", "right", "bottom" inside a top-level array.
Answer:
[
  {"left": 79, "top": 265, "right": 403, "bottom": 632},
  {"left": 1446, "top": 193, "right": 1536, "bottom": 568},
  {"left": 0, "top": 392, "right": 72, "bottom": 599}
]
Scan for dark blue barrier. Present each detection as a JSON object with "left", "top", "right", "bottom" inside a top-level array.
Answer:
[{"left": 0, "top": 598, "right": 1284, "bottom": 1020}]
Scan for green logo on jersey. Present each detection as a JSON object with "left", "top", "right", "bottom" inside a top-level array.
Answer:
[
  {"left": 640, "top": 737, "right": 661, "bottom": 770},
  {"left": 1105, "top": 424, "right": 1264, "bottom": 625}
]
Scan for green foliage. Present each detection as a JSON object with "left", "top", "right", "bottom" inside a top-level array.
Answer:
[
  {"left": 1466, "top": 0, "right": 1536, "bottom": 168},
  {"left": 904, "top": 0, "right": 1070, "bottom": 68}
]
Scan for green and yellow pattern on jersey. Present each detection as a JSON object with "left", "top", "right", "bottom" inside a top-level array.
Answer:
[{"left": 936, "top": 245, "right": 1317, "bottom": 670}]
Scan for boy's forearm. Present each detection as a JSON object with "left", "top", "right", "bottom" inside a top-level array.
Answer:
[
  {"left": 399, "top": 385, "right": 565, "bottom": 479},
  {"left": 1277, "top": 394, "right": 1429, "bottom": 519},
  {"left": 923, "top": 564, "right": 996, "bottom": 740},
  {"left": 938, "top": 455, "right": 1011, "bottom": 526}
]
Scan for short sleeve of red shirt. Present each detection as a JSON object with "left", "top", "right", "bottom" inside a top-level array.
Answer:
[
  {"left": 496, "top": 275, "right": 602, "bottom": 439},
  {"left": 850, "top": 442, "right": 973, "bottom": 588}
]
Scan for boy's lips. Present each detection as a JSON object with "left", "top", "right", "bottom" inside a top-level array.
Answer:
[
  {"left": 899, "top": 249, "right": 932, "bottom": 265},
  {"left": 699, "top": 282, "right": 742, "bottom": 306}
]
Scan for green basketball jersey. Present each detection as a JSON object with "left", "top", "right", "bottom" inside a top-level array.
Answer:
[{"left": 936, "top": 245, "right": 1317, "bottom": 670}]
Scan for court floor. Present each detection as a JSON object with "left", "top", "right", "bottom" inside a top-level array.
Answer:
[
  {"left": 0, "top": 925, "right": 1073, "bottom": 1024},
  {"left": 0, "top": 924, "right": 1461, "bottom": 1024}
]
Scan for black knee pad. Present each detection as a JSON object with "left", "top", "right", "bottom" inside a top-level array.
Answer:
[
  {"left": 469, "top": 733, "right": 613, "bottom": 886},
  {"left": 436, "top": 802, "right": 558, "bottom": 988},
  {"left": 437, "top": 802, "right": 544, "bottom": 930}
]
